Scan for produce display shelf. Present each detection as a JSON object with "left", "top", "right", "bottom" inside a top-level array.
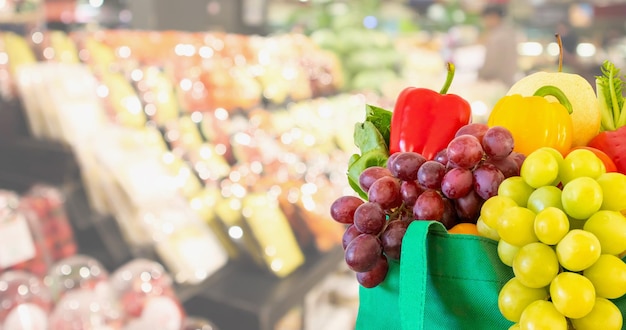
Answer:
[{"left": 0, "top": 136, "right": 346, "bottom": 330}]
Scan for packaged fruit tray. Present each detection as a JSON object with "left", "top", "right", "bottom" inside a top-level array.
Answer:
[{"left": 330, "top": 55, "right": 626, "bottom": 329}]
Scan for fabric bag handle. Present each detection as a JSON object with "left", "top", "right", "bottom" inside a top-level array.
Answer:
[{"left": 398, "top": 220, "right": 447, "bottom": 330}]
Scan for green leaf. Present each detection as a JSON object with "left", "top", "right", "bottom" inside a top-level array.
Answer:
[
  {"left": 354, "top": 121, "right": 387, "bottom": 154},
  {"left": 365, "top": 104, "right": 392, "bottom": 148},
  {"left": 347, "top": 104, "right": 392, "bottom": 198},
  {"left": 348, "top": 173, "right": 367, "bottom": 200},
  {"left": 348, "top": 153, "right": 360, "bottom": 168},
  {"left": 346, "top": 149, "right": 389, "bottom": 199}
]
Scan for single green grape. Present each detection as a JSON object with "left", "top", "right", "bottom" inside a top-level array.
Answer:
[
  {"left": 583, "top": 254, "right": 626, "bottom": 299},
  {"left": 520, "top": 149, "right": 559, "bottom": 188},
  {"left": 596, "top": 172, "right": 626, "bottom": 212},
  {"left": 556, "top": 229, "right": 601, "bottom": 271},
  {"left": 512, "top": 242, "right": 559, "bottom": 288},
  {"left": 498, "top": 206, "right": 538, "bottom": 247},
  {"left": 498, "top": 277, "right": 548, "bottom": 323},
  {"left": 549, "top": 272, "right": 596, "bottom": 319},
  {"left": 560, "top": 148, "right": 606, "bottom": 185},
  {"left": 526, "top": 186, "right": 563, "bottom": 214},
  {"left": 519, "top": 300, "right": 567, "bottom": 330},
  {"left": 536, "top": 147, "right": 564, "bottom": 186},
  {"left": 583, "top": 210, "right": 626, "bottom": 255},
  {"left": 480, "top": 195, "right": 517, "bottom": 229},
  {"left": 498, "top": 176, "right": 535, "bottom": 207},
  {"left": 570, "top": 298, "right": 623, "bottom": 330},
  {"left": 561, "top": 177, "right": 603, "bottom": 220},
  {"left": 476, "top": 216, "right": 500, "bottom": 241},
  {"left": 534, "top": 207, "right": 569, "bottom": 245},
  {"left": 498, "top": 239, "right": 520, "bottom": 267}
]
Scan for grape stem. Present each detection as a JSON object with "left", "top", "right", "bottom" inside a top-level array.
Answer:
[{"left": 387, "top": 202, "right": 407, "bottom": 220}]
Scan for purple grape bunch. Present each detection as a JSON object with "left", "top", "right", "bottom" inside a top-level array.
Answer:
[{"left": 330, "top": 123, "right": 524, "bottom": 288}]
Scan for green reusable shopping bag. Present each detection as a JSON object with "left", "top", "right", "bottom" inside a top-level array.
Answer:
[{"left": 356, "top": 220, "right": 626, "bottom": 330}]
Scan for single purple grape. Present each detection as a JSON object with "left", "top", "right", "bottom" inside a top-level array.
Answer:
[
  {"left": 359, "top": 166, "right": 393, "bottom": 193},
  {"left": 417, "top": 160, "right": 446, "bottom": 189},
  {"left": 389, "top": 152, "right": 427, "bottom": 181},
  {"left": 345, "top": 234, "right": 382, "bottom": 273},
  {"left": 441, "top": 167, "right": 474, "bottom": 199},
  {"left": 342, "top": 224, "right": 362, "bottom": 250},
  {"left": 368, "top": 176, "right": 402, "bottom": 210},
  {"left": 482, "top": 126, "right": 514, "bottom": 160},
  {"left": 413, "top": 190, "right": 445, "bottom": 221},
  {"left": 400, "top": 180, "right": 423, "bottom": 206},
  {"left": 356, "top": 255, "right": 389, "bottom": 288},
  {"left": 455, "top": 123, "right": 489, "bottom": 144},
  {"left": 454, "top": 190, "right": 484, "bottom": 223},
  {"left": 330, "top": 196, "right": 364, "bottom": 224},
  {"left": 473, "top": 163, "right": 505, "bottom": 200},
  {"left": 447, "top": 135, "right": 485, "bottom": 169},
  {"left": 353, "top": 202, "right": 386, "bottom": 235}
]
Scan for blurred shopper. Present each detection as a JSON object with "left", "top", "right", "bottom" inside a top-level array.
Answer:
[{"left": 477, "top": 4, "right": 519, "bottom": 87}]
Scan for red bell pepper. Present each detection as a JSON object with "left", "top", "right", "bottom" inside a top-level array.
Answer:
[
  {"left": 588, "top": 126, "right": 626, "bottom": 174},
  {"left": 389, "top": 63, "right": 472, "bottom": 160}
]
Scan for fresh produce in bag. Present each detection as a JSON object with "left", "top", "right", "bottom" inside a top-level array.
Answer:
[{"left": 332, "top": 53, "right": 626, "bottom": 328}]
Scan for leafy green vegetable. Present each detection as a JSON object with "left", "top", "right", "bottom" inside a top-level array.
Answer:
[
  {"left": 596, "top": 60, "right": 626, "bottom": 131},
  {"left": 354, "top": 121, "right": 387, "bottom": 154},
  {"left": 346, "top": 104, "right": 392, "bottom": 198},
  {"left": 348, "top": 153, "right": 360, "bottom": 168},
  {"left": 347, "top": 149, "right": 388, "bottom": 199},
  {"left": 365, "top": 104, "right": 392, "bottom": 148}
]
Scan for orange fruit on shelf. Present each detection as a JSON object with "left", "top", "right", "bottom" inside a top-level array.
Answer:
[{"left": 448, "top": 223, "right": 479, "bottom": 235}]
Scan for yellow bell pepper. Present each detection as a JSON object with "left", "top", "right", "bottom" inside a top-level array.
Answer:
[{"left": 488, "top": 86, "right": 573, "bottom": 156}]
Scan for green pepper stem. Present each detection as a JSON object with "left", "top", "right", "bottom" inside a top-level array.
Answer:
[
  {"left": 533, "top": 85, "right": 574, "bottom": 114},
  {"left": 439, "top": 62, "right": 455, "bottom": 94}
]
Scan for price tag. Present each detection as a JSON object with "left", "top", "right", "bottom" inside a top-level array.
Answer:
[{"left": 0, "top": 214, "right": 36, "bottom": 269}]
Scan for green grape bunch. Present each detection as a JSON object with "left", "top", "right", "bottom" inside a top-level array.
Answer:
[{"left": 478, "top": 147, "right": 626, "bottom": 330}]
